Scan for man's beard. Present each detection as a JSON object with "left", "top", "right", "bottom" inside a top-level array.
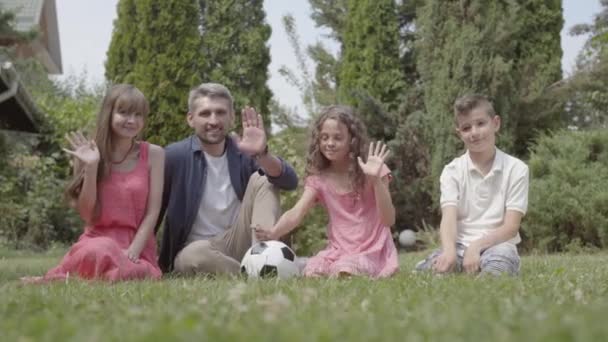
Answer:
[{"left": 198, "top": 133, "right": 225, "bottom": 145}]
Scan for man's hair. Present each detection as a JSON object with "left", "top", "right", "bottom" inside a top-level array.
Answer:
[
  {"left": 453, "top": 94, "right": 495, "bottom": 122},
  {"left": 188, "top": 83, "right": 234, "bottom": 112}
]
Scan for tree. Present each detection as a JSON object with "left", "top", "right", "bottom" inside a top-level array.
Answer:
[
  {"left": 416, "top": 0, "right": 563, "bottom": 203},
  {"left": 277, "top": 14, "right": 337, "bottom": 118},
  {"left": 199, "top": 0, "right": 272, "bottom": 128},
  {"left": 563, "top": 0, "right": 608, "bottom": 129},
  {"left": 309, "top": 0, "right": 348, "bottom": 44},
  {"left": 106, "top": 0, "right": 202, "bottom": 145},
  {"left": 338, "top": 0, "right": 405, "bottom": 140}
]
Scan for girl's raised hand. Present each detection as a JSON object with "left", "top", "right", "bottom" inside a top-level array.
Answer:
[
  {"left": 357, "top": 141, "right": 390, "bottom": 178},
  {"left": 63, "top": 131, "right": 100, "bottom": 166}
]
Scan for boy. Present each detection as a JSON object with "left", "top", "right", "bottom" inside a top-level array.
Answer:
[{"left": 415, "top": 94, "right": 529, "bottom": 275}]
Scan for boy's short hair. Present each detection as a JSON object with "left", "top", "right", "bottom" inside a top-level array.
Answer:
[
  {"left": 453, "top": 94, "right": 495, "bottom": 122},
  {"left": 188, "top": 83, "right": 234, "bottom": 113}
]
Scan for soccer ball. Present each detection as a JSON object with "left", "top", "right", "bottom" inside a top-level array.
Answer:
[
  {"left": 398, "top": 229, "right": 417, "bottom": 247},
  {"left": 240, "top": 240, "right": 300, "bottom": 279}
]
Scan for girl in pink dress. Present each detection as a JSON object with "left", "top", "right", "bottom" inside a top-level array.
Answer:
[
  {"left": 23, "top": 84, "right": 164, "bottom": 283},
  {"left": 255, "top": 105, "right": 398, "bottom": 278}
]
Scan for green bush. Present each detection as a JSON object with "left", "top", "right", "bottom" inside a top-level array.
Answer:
[
  {"left": 0, "top": 148, "right": 80, "bottom": 250},
  {"left": 523, "top": 129, "right": 608, "bottom": 252},
  {"left": 388, "top": 110, "right": 438, "bottom": 232},
  {"left": 0, "top": 67, "right": 97, "bottom": 250}
]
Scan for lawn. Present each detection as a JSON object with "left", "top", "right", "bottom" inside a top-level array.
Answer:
[{"left": 1, "top": 248, "right": 607, "bottom": 341}]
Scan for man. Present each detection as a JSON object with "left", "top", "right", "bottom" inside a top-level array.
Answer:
[{"left": 158, "top": 83, "right": 298, "bottom": 275}]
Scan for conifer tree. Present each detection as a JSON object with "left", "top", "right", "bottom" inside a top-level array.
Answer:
[
  {"left": 338, "top": 0, "right": 404, "bottom": 140},
  {"left": 199, "top": 0, "right": 272, "bottom": 127},
  {"left": 416, "top": 0, "right": 563, "bottom": 197},
  {"left": 106, "top": 0, "right": 202, "bottom": 145}
]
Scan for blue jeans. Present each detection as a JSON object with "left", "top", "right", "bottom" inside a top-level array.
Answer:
[{"left": 415, "top": 242, "right": 520, "bottom": 275}]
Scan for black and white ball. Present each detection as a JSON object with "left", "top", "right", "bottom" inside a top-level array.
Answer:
[{"left": 240, "top": 240, "right": 300, "bottom": 279}]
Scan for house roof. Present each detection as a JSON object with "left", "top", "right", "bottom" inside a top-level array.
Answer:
[
  {"left": 0, "top": 0, "right": 45, "bottom": 32},
  {"left": 0, "top": 61, "right": 42, "bottom": 133},
  {"left": 0, "top": 0, "right": 62, "bottom": 74}
]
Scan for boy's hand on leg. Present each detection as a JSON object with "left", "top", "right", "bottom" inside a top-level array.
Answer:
[
  {"left": 463, "top": 244, "right": 481, "bottom": 274},
  {"left": 432, "top": 251, "right": 457, "bottom": 273}
]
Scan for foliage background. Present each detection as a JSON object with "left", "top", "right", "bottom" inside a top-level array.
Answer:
[{"left": 1, "top": 1, "right": 608, "bottom": 254}]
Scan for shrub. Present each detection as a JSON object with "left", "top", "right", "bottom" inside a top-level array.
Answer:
[
  {"left": 388, "top": 110, "right": 438, "bottom": 232},
  {"left": 0, "top": 148, "right": 80, "bottom": 250},
  {"left": 522, "top": 129, "right": 608, "bottom": 252}
]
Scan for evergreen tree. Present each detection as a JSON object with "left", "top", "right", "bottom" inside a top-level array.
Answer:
[
  {"left": 338, "top": 0, "right": 405, "bottom": 140},
  {"left": 277, "top": 14, "right": 337, "bottom": 117},
  {"left": 564, "top": 0, "right": 608, "bottom": 128},
  {"left": 105, "top": 0, "right": 202, "bottom": 145},
  {"left": 416, "top": 0, "right": 563, "bottom": 200},
  {"left": 309, "top": 0, "right": 348, "bottom": 44},
  {"left": 199, "top": 0, "right": 272, "bottom": 128}
]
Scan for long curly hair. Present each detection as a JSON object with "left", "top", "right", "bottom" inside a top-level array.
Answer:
[
  {"left": 305, "top": 105, "right": 369, "bottom": 192},
  {"left": 64, "top": 84, "right": 149, "bottom": 208}
]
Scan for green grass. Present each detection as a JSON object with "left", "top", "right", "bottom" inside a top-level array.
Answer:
[{"left": 1, "top": 249, "right": 608, "bottom": 342}]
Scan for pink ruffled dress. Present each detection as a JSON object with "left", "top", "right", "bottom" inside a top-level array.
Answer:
[
  {"left": 303, "top": 168, "right": 399, "bottom": 278},
  {"left": 43, "top": 142, "right": 161, "bottom": 282}
]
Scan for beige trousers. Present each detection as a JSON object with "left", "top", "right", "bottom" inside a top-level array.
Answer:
[{"left": 174, "top": 173, "right": 281, "bottom": 275}]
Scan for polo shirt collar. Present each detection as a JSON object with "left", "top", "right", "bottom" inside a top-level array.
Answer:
[{"left": 466, "top": 147, "right": 504, "bottom": 175}]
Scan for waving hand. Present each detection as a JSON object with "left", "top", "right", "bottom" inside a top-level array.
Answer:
[
  {"left": 357, "top": 141, "right": 390, "bottom": 178},
  {"left": 63, "top": 131, "right": 100, "bottom": 166},
  {"left": 232, "top": 106, "right": 267, "bottom": 156}
]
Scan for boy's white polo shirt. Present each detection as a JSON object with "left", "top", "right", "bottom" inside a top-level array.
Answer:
[{"left": 440, "top": 147, "right": 529, "bottom": 247}]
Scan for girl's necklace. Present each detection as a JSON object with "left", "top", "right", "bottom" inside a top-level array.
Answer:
[{"left": 111, "top": 140, "right": 135, "bottom": 165}]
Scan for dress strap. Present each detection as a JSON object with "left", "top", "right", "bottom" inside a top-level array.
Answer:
[{"left": 138, "top": 141, "right": 149, "bottom": 164}]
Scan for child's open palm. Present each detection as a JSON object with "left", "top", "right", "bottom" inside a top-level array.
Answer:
[
  {"left": 357, "top": 141, "right": 390, "bottom": 178},
  {"left": 63, "top": 131, "right": 100, "bottom": 165}
]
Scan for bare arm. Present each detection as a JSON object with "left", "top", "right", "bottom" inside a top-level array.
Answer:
[
  {"left": 468, "top": 210, "right": 523, "bottom": 252},
  {"left": 439, "top": 206, "right": 458, "bottom": 254},
  {"left": 432, "top": 205, "right": 459, "bottom": 273},
  {"left": 63, "top": 132, "right": 100, "bottom": 225},
  {"left": 126, "top": 145, "right": 165, "bottom": 261},
  {"left": 372, "top": 175, "right": 395, "bottom": 227},
  {"left": 462, "top": 210, "right": 522, "bottom": 273},
  {"left": 254, "top": 187, "right": 318, "bottom": 241},
  {"left": 76, "top": 162, "right": 99, "bottom": 224},
  {"left": 358, "top": 141, "right": 394, "bottom": 226}
]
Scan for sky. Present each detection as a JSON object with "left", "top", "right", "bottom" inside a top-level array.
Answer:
[{"left": 54, "top": 0, "right": 602, "bottom": 116}]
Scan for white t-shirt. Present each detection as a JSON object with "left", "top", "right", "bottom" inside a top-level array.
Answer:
[
  {"left": 187, "top": 151, "right": 241, "bottom": 243},
  {"left": 440, "top": 148, "right": 529, "bottom": 247}
]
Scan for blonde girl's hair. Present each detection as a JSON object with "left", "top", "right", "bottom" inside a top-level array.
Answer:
[
  {"left": 64, "top": 84, "right": 150, "bottom": 208},
  {"left": 305, "top": 105, "right": 369, "bottom": 192}
]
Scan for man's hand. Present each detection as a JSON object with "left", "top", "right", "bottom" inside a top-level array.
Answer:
[
  {"left": 432, "top": 250, "right": 458, "bottom": 273},
  {"left": 232, "top": 106, "right": 267, "bottom": 157},
  {"left": 463, "top": 243, "right": 481, "bottom": 274}
]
